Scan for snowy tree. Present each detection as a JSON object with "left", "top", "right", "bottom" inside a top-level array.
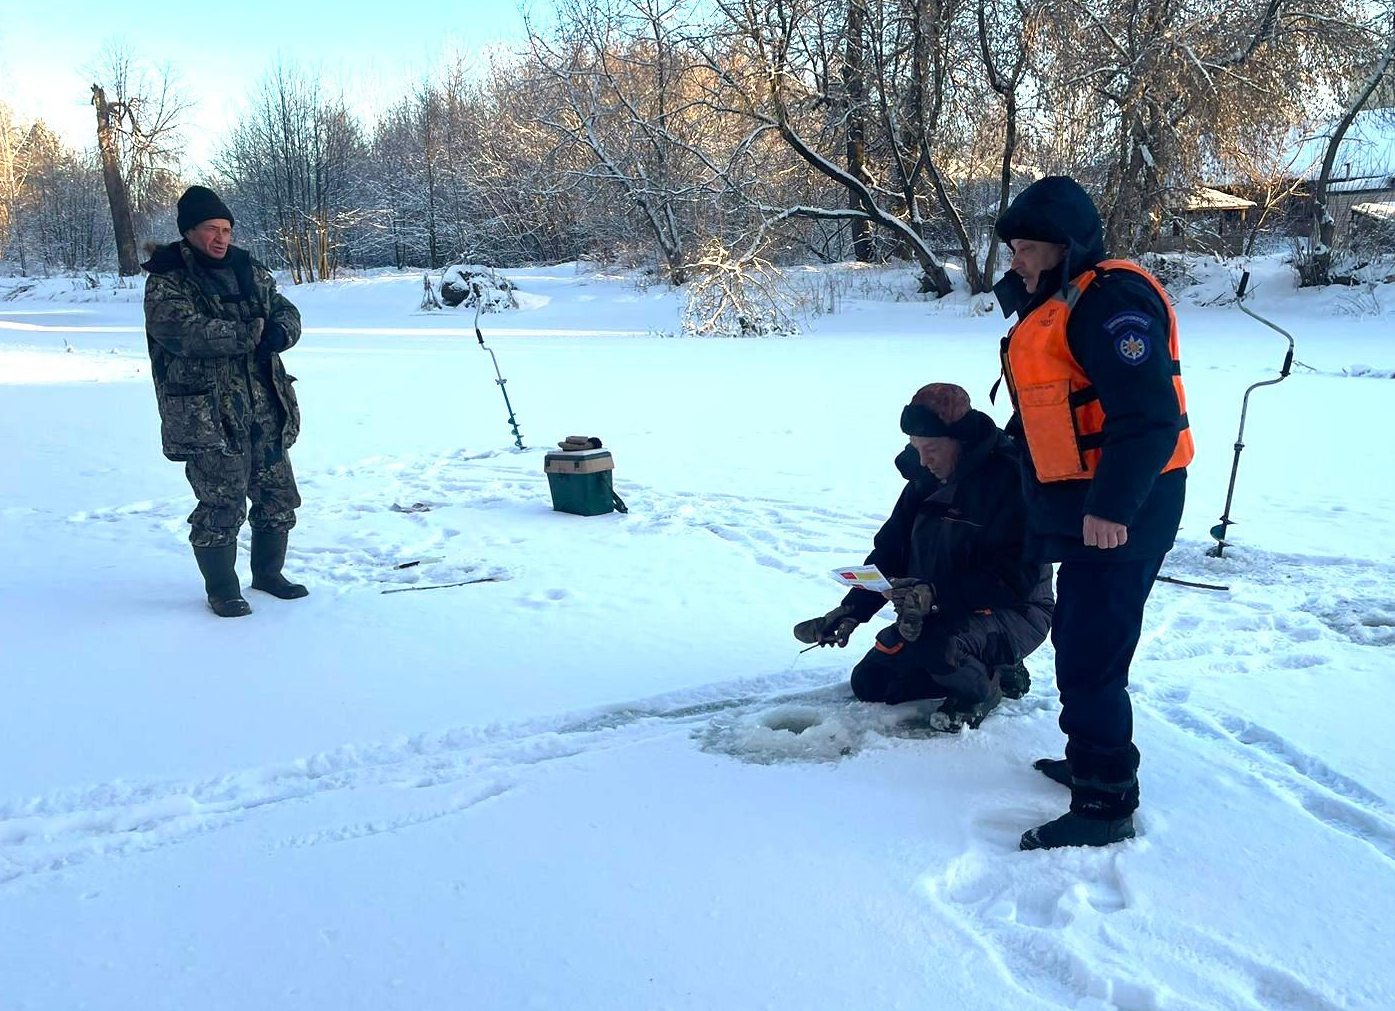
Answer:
[
  {"left": 361, "top": 86, "right": 446, "bottom": 269},
  {"left": 527, "top": 0, "right": 715, "bottom": 284},
  {"left": 682, "top": 239, "right": 803, "bottom": 336},
  {"left": 89, "top": 82, "right": 138, "bottom": 275},
  {"left": 700, "top": 0, "right": 956, "bottom": 294},
  {"left": 87, "top": 44, "right": 188, "bottom": 271},
  {"left": 357, "top": 58, "right": 587, "bottom": 271},
  {"left": 1033, "top": 0, "right": 1373, "bottom": 255},
  {"left": 216, "top": 61, "right": 367, "bottom": 282},
  {"left": 13, "top": 123, "right": 113, "bottom": 272},
  {"left": 0, "top": 102, "right": 34, "bottom": 270},
  {"left": 1301, "top": 7, "right": 1395, "bottom": 285}
]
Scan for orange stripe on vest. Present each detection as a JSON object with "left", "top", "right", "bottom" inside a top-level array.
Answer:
[{"left": 1002, "top": 259, "right": 1194, "bottom": 483}]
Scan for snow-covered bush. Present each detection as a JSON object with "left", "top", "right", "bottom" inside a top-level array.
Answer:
[
  {"left": 1140, "top": 252, "right": 1205, "bottom": 292},
  {"left": 682, "top": 243, "right": 801, "bottom": 338},
  {"left": 1334, "top": 282, "right": 1390, "bottom": 318},
  {"left": 439, "top": 264, "right": 519, "bottom": 312}
]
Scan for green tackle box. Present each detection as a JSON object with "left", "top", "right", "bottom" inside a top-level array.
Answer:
[{"left": 544, "top": 449, "right": 617, "bottom": 516}]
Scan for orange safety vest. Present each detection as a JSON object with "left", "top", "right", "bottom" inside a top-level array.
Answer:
[{"left": 1001, "top": 259, "right": 1194, "bottom": 483}]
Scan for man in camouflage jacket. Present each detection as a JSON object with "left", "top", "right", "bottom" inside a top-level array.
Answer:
[{"left": 143, "top": 185, "right": 308, "bottom": 617}]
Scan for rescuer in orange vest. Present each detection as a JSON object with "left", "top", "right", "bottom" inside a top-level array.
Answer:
[{"left": 993, "top": 176, "right": 1192, "bottom": 851}]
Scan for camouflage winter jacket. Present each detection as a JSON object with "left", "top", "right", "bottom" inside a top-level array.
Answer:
[{"left": 142, "top": 241, "right": 302, "bottom": 461}]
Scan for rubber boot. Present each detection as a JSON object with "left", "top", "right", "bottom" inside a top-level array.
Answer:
[
  {"left": 193, "top": 543, "right": 252, "bottom": 618},
  {"left": 250, "top": 530, "right": 309, "bottom": 599}
]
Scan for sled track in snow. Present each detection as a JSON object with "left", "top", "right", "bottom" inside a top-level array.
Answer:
[
  {"left": 0, "top": 664, "right": 1063, "bottom": 891},
  {"left": 0, "top": 668, "right": 891, "bottom": 888},
  {"left": 1137, "top": 541, "right": 1395, "bottom": 864},
  {"left": 1150, "top": 687, "right": 1395, "bottom": 866}
]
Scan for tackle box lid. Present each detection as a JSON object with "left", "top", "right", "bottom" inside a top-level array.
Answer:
[{"left": 544, "top": 449, "right": 614, "bottom": 475}]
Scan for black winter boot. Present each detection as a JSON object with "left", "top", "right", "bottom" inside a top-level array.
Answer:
[
  {"left": 250, "top": 530, "right": 308, "bottom": 599},
  {"left": 1033, "top": 757, "right": 1072, "bottom": 787},
  {"left": 1020, "top": 770, "right": 1139, "bottom": 850},
  {"left": 193, "top": 544, "right": 252, "bottom": 618},
  {"left": 1020, "top": 812, "right": 1135, "bottom": 850},
  {"left": 929, "top": 682, "right": 1003, "bottom": 732}
]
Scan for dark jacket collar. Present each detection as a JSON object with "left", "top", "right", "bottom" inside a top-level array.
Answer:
[
  {"left": 142, "top": 241, "right": 263, "bottom": 309},
  {"left": 992, "top": 175, "right": 1107, "bottom": 319},
  {"left": 142, "top": 240, "right": 255, "bottom": 275},
  {"left": 894, "top": 409, "right": 1014, "bottom": 490}
]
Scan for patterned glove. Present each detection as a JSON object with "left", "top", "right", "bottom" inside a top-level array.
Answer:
[
  {"left": 888, "top": 577, "right": 937, "bottom": 642},
  {"left": 793, "top": 605, "right": 859, "bottom": 648}
]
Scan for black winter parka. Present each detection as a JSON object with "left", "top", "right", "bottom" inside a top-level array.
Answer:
[{"left": 841, "top": 411, "right": 1054, "bottom": 638}]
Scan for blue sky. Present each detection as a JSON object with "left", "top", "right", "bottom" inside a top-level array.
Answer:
[{"left": 0, "top": 0, "right": 535, "bottom": 170}]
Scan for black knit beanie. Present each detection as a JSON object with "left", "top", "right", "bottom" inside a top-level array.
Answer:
[{"left": 177, "top": 186, "right": 235, "bottom": 234}]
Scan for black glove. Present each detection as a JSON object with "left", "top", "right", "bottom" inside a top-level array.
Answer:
[
  {"left": 255, "top": 321, "right": 289, "bottom": 364},
  {"left": 888, "top": 577, "right": 937, "bottom": 643},
  {"left": 793, "top": 605, "right": 859, "bottom": 648}
]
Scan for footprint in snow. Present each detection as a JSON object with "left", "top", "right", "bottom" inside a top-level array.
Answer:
[
  {"left": 1307, "top": 593, "right": 1395, "bottom": 647},
  {"left": 1263, "top": 651, "right": 1330, "bottom": 671},
  {"left": 921, "top": 847, "right": 1154, "bottom": 1009},
  {"left": 520, "top": 588, "right": 571, "bottom": 607}
]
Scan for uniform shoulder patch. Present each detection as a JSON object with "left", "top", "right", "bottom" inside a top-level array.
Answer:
[
  {"left": 1103, "top": 310, "right": 1153, "bottom": 365},
  {"left": 1115, "top": 331, "right": 1151, "bottom": 364}
]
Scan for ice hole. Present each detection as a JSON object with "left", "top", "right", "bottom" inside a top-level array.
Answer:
[{"left": 760, "top": 706, "right": 824, "bottom": 735}]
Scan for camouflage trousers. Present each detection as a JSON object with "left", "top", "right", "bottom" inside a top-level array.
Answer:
[{"left": 184, "top": 433, "right": 300, "bottom": 548}]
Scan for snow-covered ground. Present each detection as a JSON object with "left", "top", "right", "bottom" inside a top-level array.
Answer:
[{"left": 2, "top": 259, "right": 1393, "bottom": 1010}]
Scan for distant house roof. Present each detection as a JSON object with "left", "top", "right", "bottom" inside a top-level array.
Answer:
[
  {"left": 1352, "top": 201, "right": 1395, "bottom": 222},
  {"left": 943, "top": 155, "right": 1043, "bottom": 185},
  {"left": 1177, "top": 187, "right": 1257, "bottom": 212}
]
